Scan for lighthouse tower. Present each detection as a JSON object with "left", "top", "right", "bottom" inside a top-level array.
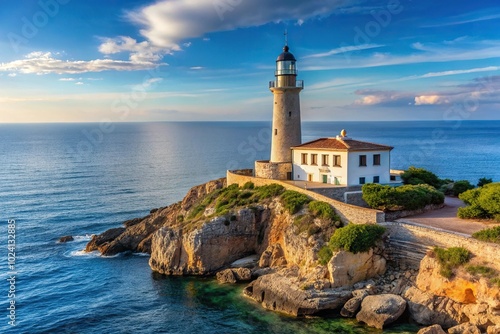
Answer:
[
  {"left": 269, "top": 44, "right": 303, "bottom": 163},
  {"left": 255, "top": 43, "right": 304, "bottom": 180}
]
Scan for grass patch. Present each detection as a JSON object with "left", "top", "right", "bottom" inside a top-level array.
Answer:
[
  {"left": 281, "top": 190, "right": 311, "bottom": 214},
  {"left": 472, "top": 226, "right": 500, "bottom": 244},
  {"left": 433, "top": 246, "right": 470, "bottom": 278},
  {"left": 329, "top": 224, "right": 386, "bottom": 254},
  {"left": 466, "top": 265, "right": 497, "bottom": 278},
  {"left": 253, "top": 184, "right": 285, "bottom": 200},
  {"left": 490, "top": 278, "right": 500, "bottom": 287},
  {"left": 317, "top": 246, "right": 333, "bottom": 265}
]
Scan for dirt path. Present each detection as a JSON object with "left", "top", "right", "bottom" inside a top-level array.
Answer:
[{"left": 396, "top": 197, "right": 497, "bottom": 235}]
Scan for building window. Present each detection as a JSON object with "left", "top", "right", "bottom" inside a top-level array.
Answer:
[
  {"left": 274, "top": 129, "right": 277, "bottom": 135},
  {"left": 311, "top": 154, "right": 318, "bottom": 165},
  {"left": 333, "top": 155, "right": 341, "bottom": 167},
  {"left": 390, "top": 175, "right": 396, "bottom": 181},
  {"left": 289, "top": 111, "right": 292, "bottom": 117},
  {"left": 359, "top": 177, "right": 366, "bottom": 185},
  {"left": 322, "top": 154, "right": 329, "bottom": 166},
  {"left": 359, "top": 155, "right": 367, "bottom": 167},
  {"left": 301, "top": 153, "right": 308, "bottom": 165},
  {"left": 373, "top": 176, "right": 380, "bottom": 183},
  {"left": 373, "top": 154, "right": 381, "bottom": 166}
]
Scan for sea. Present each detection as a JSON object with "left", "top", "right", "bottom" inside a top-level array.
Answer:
[{"left": 0, "top": 120, "right": 499, "bottom": 334}]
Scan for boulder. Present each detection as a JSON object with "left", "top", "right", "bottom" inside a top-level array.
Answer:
[
  {"left": 259, "top": 244, "right": 287, "bottom": 268},
  {"left": 341, "top": 290, "right": 368, "bottom": 318},
  {"left": 58, "top": 235, "right": 74, "bottom": 243},
  {"left": 328, "top": 249, "right": 386, "bottom": 288},
  {"left": 244, "top": 269, "right": 352, "bottom": 316},
  {"left": 417, "top": 324, "right": 446, "bottom": 334},
  {"left": 216, "top": 268, "right": 252, "bottom": 284},
  {"left": 85, "top": 227, "right": 125, "bottom": 252},
  {"left": 447, "top": 323, "right": 481, "bottom": 334},
  {"left": 356, "top": 294, "right": 407, "bottom": 329}
]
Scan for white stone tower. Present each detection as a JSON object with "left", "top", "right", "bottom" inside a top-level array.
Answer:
[{"left": 269, "top": 44, "right": 303, "bottom": 164}]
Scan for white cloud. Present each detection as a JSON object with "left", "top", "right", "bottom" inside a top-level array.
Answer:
[
  {"left": 414, "top": 95, "right": 449, "bottom": 105},
  {"left": 98, "top": 36, "right": 166, "bottom": 62},
  {"left": 127, "top": 0, "right": 352, "bottom": 50},
  {"left": 0, "top": 51, "right": 163, "bottom": 75},
  {"left": 190, "top": 66, "right": 204, "bottom": 70},
  {"left": 59, "top": 78, "right": 76, "bottom": 81},
  {"left": 75, "top": 82, "right": 84, "bottom": 85},
  {"left": 304, "top": 44, "right": 384, "bottom": 59},
  {"left": 8, "top": 73, "right": 17, "bottom": 77}
]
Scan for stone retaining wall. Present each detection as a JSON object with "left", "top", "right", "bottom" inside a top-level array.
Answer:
[
  {"left": 227, "top": 170, "right": 385, "bottom": 224},
  {"left": 381, "top": 221, "right": 500, "bottom": 270}
]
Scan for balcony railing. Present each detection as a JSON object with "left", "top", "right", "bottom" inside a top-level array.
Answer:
[{"left": 269, "top": 80, "right": 304, "bottom": 89}]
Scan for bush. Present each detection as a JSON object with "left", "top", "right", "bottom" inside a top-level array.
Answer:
[
  {"left": 466, "top": 265, "right": 497, "bottom": 278},
  {"left": 478, "top": 177, "right": 493, "bottom": 188},
  {"left": 362, "top": 183, "right": 444, "bottom": 211},
  {"left": 452, "top": 180, "right": 474, "bottom": 196},
  {"left": 253, "top": 184, "right": 285, "bottom": 200},
  {"left": 472, "top": 226, "right": 500, "bottom": 244},
  {"left": 242, "top": 181, "right": 255, "bottom": 190},
  {"left": 401, "top": 166, "right": 442, "bottom": 188},
  {"left": 329, "top": 224, "right": 386, "bottom": 254},
  {"left": 318, "top": 246, "right": 333, "bottom": 265},
  {"left": 281, "top": 190, "right": 311, "bottom": 214},
  {"left": 308, "top": 201, "right": 338, "bottom": 220},
  {"left": 433, "top": 246, "right": 470, "bottom": 278},
  {"left": 458, "top": 183, "right": 500, "bottom": 221}
]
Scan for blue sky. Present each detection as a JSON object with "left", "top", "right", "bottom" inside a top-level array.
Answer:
[{"left": 0, "top": 0, "right": 499, "bottom": 122}]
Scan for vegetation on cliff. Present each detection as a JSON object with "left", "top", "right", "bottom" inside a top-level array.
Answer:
[
  {"left": 432, "top": 246, "right": 470, "bottom": 278},
  {"left": 472, "top": 226, "right": 500, "bottom": 244},
  {"left": 318, "top": 224, "right": 386, "bottom": 264},
  {"left": 362, "top": 183, "right": 444, "bottom": 211},
  {"left": 458, "top": 182, "right": 500, "bottom": 221}
]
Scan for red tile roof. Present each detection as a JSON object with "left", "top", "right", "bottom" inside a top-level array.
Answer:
[{"left": 292, "top": 137, "right": 393, "bottom": 151}]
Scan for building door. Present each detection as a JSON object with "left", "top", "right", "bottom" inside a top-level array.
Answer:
[
  {"left": 322, "top": 175, "right": 328, "bottom": 183},
  {"left": 286, "top": 172, "right": 292, "bottom": 180},
  {"left": 308, "top": 174, "right": 313, "bottom": 182}
]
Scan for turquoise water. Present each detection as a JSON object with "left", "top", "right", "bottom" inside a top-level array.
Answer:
[{"left": 1, "top": 121, "right": 498, "bottom": 333}]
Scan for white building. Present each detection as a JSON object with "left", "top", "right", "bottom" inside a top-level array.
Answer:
[{"left": 291, "top": 131, "right": 393, "bottom": 186}]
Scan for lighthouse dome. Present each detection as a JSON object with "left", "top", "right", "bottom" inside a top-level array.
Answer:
[{"left": 276, "top": 45, "right": 296, "bottom": 61}]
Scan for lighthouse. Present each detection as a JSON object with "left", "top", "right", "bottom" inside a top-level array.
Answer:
[
  {"left": 255, "top": 43, "right": 304, "bottom": 180},
  {"left": 269, "top": 45, "right": 304, "bottom": 163}
]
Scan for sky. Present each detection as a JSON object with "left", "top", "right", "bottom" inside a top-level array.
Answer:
[{"left": 0, "top": 0, "right": 499, "bottom": 123}]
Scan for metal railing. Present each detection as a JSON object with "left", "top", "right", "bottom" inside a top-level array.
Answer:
[{"left": 269, "top": 80, "right": 304, "bottom": 89}]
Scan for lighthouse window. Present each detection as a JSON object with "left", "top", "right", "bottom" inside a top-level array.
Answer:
[
  {"left": 274, "top": 129, "right": 278, "bottom": 135},
  {"left": 289, "top": 111, "right": 292, "bottom": 117}
]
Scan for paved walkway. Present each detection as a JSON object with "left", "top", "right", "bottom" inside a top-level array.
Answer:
[{"left": 397, "top": 197, "right": 498, "bottom": 235}]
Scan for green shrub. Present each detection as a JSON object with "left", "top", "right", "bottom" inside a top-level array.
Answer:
[
  {"left": 281, "top": 190, "right": 311, "bottom": 214},
  {"left": 362, "top": 183, "right": 444, "bottom": 211},
  {"left": 177, "top": 214, "right": 184, "bottom": 223},
  {"left": 491, "top": 278, "right": 500, "bottom": 287},
  {"left": 329, "top": 224, "right": 386, "bottom": 254},
  {"left": 433, "top": 246, "right": 470, "bottom": 278},
  {"left": 242, "top": 181, "right": 255, "bottom": 190},
  {"left": 253, "top": 184, "right": 285, "bottom": 200},
  {"left": 401, "top": 166, "right": 442, "bottom": 188},
  {"left": 478, "top": 177, "right": 493, "bottom": 188},
  {"left": 188, "top": 204, "right": 206, "bottom": 219},
  {"left": 458, "top": 183, "right": 500, "bottom": 221},
  {"left": 472, "top": 226, "right": 500, "bottom": 244},
  {"left": 452, "top": 180, "right": 475, "bottom": 196},
  {"left": 308, "top": 201, "right": 338, "bottom": 220},
  {"left": 317, "top": 246, "right": 333, "bottom": 265}
]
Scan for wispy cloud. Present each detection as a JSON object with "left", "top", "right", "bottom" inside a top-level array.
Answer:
[
  {"left": 304, "top": 44, "right": 384, "bottom": 59},
  {"left": 422, "top": 10, "right": 500, "bottom": 28},
  {"left": 0, "top": 51, "right": 164, "bottom": 75}
]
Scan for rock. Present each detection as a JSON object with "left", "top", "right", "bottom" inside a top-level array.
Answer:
[
  {"left": 259, "top": 244, "right": 287, "bottom": 268},
  {"left": 58, "top": 235, "right": 74, "bottom": 243},
  {"left": 447, "top": 323, "right": 481, "bottom": 334},
  {"left": 487, "top": 325, "right": 500, "bottom": 334},
  {"left": 417, "top": 324, "right": 446, "bottom": 334},
  {"left": 180, "top": 178, "right": 226, "bottom": 211},
  {"left": 404, "top": 287, "right": 461, "bottom": 328},
  {"left": 341, "top": 290, "right": 368, "bottom": 318},
  {"left": 244, "top": 270, "right": 352, "bottom": 316},
  {"left": 356, "top": 294, "right": 407, "bottom": 329},
  {"left": 231, "top": 255, "right": 259, "bottom": 268},
  {"left": 216, "top": 269, "right": 236, "bottom": 284},
  {"left": 232, "top": 268, "right": 252, "bottom": 281},
  {"left": 85, "top": 227, "right": 125, "bottom": 252},
  {"left": 328, "top": 249, "right": 386, "bottom": 288}
]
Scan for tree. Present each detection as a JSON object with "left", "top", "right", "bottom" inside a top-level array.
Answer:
[
  {"left": 477, "top": 177, "right": 493, "bottom": 188},
  {"left": 401, "top": 166, "right": 442, "bottom": 188},
  {"left": 452, "top": 180, "right": 474, "bottom": 196},
  {"left": 458, "top": 183, "right": 500, "bottom": 221}
]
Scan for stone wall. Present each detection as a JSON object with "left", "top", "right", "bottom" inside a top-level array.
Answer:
[
  {"left": 384, "top": 204, "right": 445, "bottom": 221},
  {"left": 227, "top": 170, "right": 385, "bottom": 225},
  {"left": 344, "top": 191, "right": 369, "bottom": 207},
  {"left": 255, "top": 161, "right": 291, "bottom": 180},
  {"left": 381, "top": 221, "right": 500, "bottom": 271}
]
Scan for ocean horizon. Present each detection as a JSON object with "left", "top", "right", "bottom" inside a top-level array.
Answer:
[{"left": 1, "top": 120, "right": 499, "bottom": 333}]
